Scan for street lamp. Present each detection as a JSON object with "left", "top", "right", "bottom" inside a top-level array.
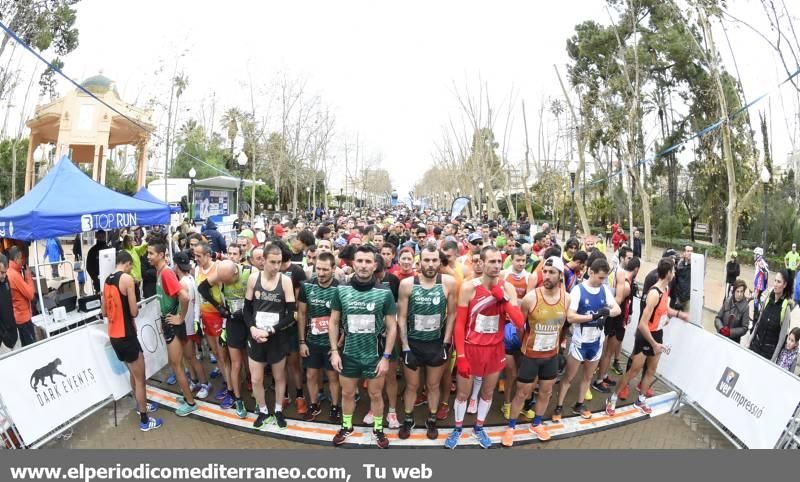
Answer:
[
  {"left": 237, "top": 150, "right": 248, "bottom": 221},
  {"left": 478, "top": 182, "right": 485, "bottom": 220},
  {"left": 761, "top": 166, "right": 771, "bottom": 251},
  {"left": 188, "top": 167, "right": 196, "bottom": 220},
  {"left": 562, "top": 188, "right": 567, "bottom": 241},
  {"left": 569, "top": 162, "right": 577, "bottom": 238},
  {"left": 306, "top": 186, "right": 311, "bottom": 213}
]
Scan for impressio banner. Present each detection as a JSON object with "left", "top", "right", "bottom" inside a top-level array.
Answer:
[{"left": 450, "top": 196, "right": 471, "bottom": 219}]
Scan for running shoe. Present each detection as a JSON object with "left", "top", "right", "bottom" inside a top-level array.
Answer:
[
  {"left": 354, "top": 390, "right": 361, "bottom": 403},
  {"left": 253, "top": 411, "right": 270, "bottom": 430},
  {"left": 235, "top": 400, "right": 247, "bottom": 419},
  {"left": 467, "top": 399, "right": 478, "bottom": 414},
  {"left": 175, "top": 401, "right": 199, "bottom": 417},
  {"left": 210, "top": 353, "right": 217, "bottom": 364},
  {"left": 591, "top": 380, "right": 612, "bottom": 394},
  {"left": 521, "top": 408, "right": 536, "bottom": 419},
  {"left": 472, "top": 428, "right": 492, "bottom": 449},
  {"left": 501, "top": 427, "right": 515, "bottom": 447},
  {"left": 634, "top": 399, "right": 652, "bottom": 415},
  {"left": 619, "top": 385, "right": 629, "bottom": 400},
  {"left": 414, "top": 392, "right": 428, "bottom": 407},
  {"left": 529, "top": 423, "right": 551, "bottom": 441},
  {"left": 573, "top": 402, "right": 591, "bottom": 419},
  {"left": 501, "top": 403, "right": 511, "bottom": 420},
  {"left": 196, "top": 384, "right": 210, "bottom": 399},
  {"left": 444, "top": 429, "right": 462, "bottom": 449},
  {"left": 551, "top": 405, "right": 563, "bottom": 422},
  {"left": 220, "top": 393, "right": 234, "bottom": 409},
  {"left": 166, "top": 373, "right": 177, "bottom": 385},
  {"left": 333, "top": 426, "right": 354, "bottom": 446},
  {"left": 136, "top": 402, "right": 159, "bottom": 414},
  {"left": 303, "top": 403, "right": 322, "bottom": 422},
  {"left": 282, "top": 397, "right": 290, "bottom": 410},
  {"left": 602, "top": 376, "right": 617, "bottom": 386},
  {"left": 398, "top": 419, "right": 415, "bottom": 440},
  {"left": 139, "top": 417, "right": 163, "bottom": 432},
  {"left": 611, "top": 359, "right": 623, "bottom": 375},
  {"left": 215, "top": 385, "right": 228, "bottom": 400},
  {"left": 605, "top": 398, "right": 617, "bottom": 417},
  {"left": 584, "top": 388, "right": 593, "bottom": 401},
  {"left": 637, "top": 384, "right": 655, "bottom": 398},
  {"left": 174, "top": 395, "right": 185, "bottom": 404},
  {"left": 436, "top": 402, "right": 449, "bottom": 421},
  {"left": 425, "top": 418, "right": 438, "bottom": 440},
  {"left": 295, "top": 396, "right": 308, "bottom": 415},
  {"left": 363, "top": 410, "right": 374, "bottom": 425},
  {"left": 209, "top": 367, "right": 222, "bottom": 379},
  {"left": 330, "top": 405, "right": 342, "bottom": 423},
  {"left": 498, "top": 379, "right": 505, "bottom": 393},
  {"left": 373, "top": 429, "right": 390, "bottom": 449},
  {"left": 274, "top": 411, "right": 287, "bottom": 429},
  {"left": 386, "top": 411, "right": 400, "bottom": 429}
]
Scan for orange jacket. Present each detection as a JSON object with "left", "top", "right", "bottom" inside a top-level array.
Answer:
[{"left": 7, "top": 260, "right": 34, "bottom": 324}]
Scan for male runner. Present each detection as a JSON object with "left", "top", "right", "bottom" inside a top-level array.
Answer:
[
  {"left": 397, "top": 245, "right": 457, "bottom": 440},
  {"left": 146, "top": 242, "right": 198, "bottom": 416},
  {"left": 243, "top": 244, "right": 294, "bottom": 429},
  {"left": 222, "top": 244, "right": 253, "bottom": 418},
  {"left": 329, "top": 246, "right": 398, "bottom": 448},
  {"left": 501, "top": 256, "right": 568, "bottom": 446},
  {"left": 172, "top": 251, "right": 209, "bottom": 400},
  {"left": 298, "top": 252, "right": 342, "bottom": 422},
  {"left": 445, "top": 246, "right": 525, "bottom": 449},
  {"left": 499, "top": 248, "right": 531, "bottom": 419},
  {"left": 606, "top": 258, "right": 688, "bottom": 415},
  {"left": 564, "top": 251, "right": 587, "bottom": 292},
  {"left": 553, "top": 258, "right": 620, "bottom": 420},
  {"left": 102, "top": 251, "right": 162, "bottom": 431}
]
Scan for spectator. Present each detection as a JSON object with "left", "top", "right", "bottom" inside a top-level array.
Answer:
[
  {"left": 632, "top": 229, "right": 642, "bottom": 258},
  {"left": 714, "top": 279, "right": 749, "bottom": 344},
  {"left": 611, "top": 227, "right": 628, "bottom": 252},
  {"left": 0, "top": 254, "right": 18, "bottom": 349},
  {"left": 203, "top": 219, "right": 227, "bottom": 255},
  {"left": 784, "top": 243, "right": 799, "bottom": 288},
  {"left": 45, "top": 237, "right": 64, "bottom": 278},
  {"left": 671, "top": 245, "right": 692, "bottom": 311},
  {"left": 86, "top": 231, "right": 108, "bottom": 294},
  {"left": 121, "top": 234, "right": 148, "bottom": 302},
  {"left": 749, "top": 269, "right": 792, "bottom": 361},
  {"left": 725, "top": 252, "right": 740, "bottom": 301},
  {"left": 753, "top": 247, "right": 769, "bottom": 322},
  {"left": 774, "top": 327, "right": 800, "bottom": 373},
  {"left": 7, "top": 247, "right": 36, "bottom": 347}
]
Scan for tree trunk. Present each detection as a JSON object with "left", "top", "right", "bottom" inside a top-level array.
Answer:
[{"left": 521, "top": 100, "right": 534, "bottom": 219}]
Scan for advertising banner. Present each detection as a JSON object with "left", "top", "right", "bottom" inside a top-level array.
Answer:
[
  {"left": 450, "top": 196, "right": 471, "bottom": 219},
  {"left": 0, "top": 329, "right": 110, "bottom": 444},
  {"left": 689, "top": 253, "right": 705, "bottom": 326},
  {"left": 193, "top": 189, "right": 231, "bottom": 220}
]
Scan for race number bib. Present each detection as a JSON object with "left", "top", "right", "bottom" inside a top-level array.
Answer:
[
  {"left": 532, "top": 329, "right": 558, "bottom": 352},
  {"left": 582, "top": 326, "right": 602, "bottom": 343},
  {"left": 414, "top": 314, "right": 441, "bottom": 333},
  {"left": 311, "top": 316, "right": 330, "bottom": 335},
  {"left": 255, "top": 312, "right": 280, "bottom": 330},
  {"left": 348, "top": 314, "right": 376, "bottom": 334},
  {"left": 229, "top": 299, "right": 245, "bottom": 313},
  {"left": 474, "top": 314, "right": 500, "bottom": 334}
]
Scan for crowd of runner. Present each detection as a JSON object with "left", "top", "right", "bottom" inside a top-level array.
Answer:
[{"left": 102, "top": 206, "right": 694, "bottom": 448}]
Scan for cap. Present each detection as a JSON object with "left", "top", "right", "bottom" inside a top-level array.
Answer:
[
  {"left": 543, "top": 256, "right": 564, "bottom": 272},
  {"left": 467, "top": 232, "right": 483, "bottom": 244},
  {"left": 663, "top": 249, "right": 678, "bottom": 258},
  {"left": 754, "top": 247, "right": 764, "bottom": 256},
  {"left": 274, "top": 224, "right": 285, "bottom": 237},
  {"left": 238, "top": 229, "right": 254, "bottom": 240},
  {"left": 173, "top": 251, "right": 193, "bottom": 272},
  {"left": 348, "top": 234, "right": 362, "bottom": 243},
  {"left": 253, "top": 219, "right": 266, "bottom": 231},
  {"left": 730, "top": 251, "right": 738, "bottom": 258}
]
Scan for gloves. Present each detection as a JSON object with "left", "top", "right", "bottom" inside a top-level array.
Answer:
[
  {"left": 442, "top": 342, "right": 452, "bottom": 360},
  {"left": 491, "top": 283, "right": 507, "bottom": 303},
  {"left": 220, "top": 327, "right": 228, "bottom": 345},
  {"left": 720, "top": 326, "right": 731, "bottom": 337},
  {"left": 403, "top": 350, "right": 420, "bottom": 370},
  {"left": 218, "top": 305, "right": 231, "bottom": 319},
  {"left": 592, "top": 307, "right": 610, "bottom": 320},
  {"left": 456, "top": 355, "right": 471, "bottom": 378}
]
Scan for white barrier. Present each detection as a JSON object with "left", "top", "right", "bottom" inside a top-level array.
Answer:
[{"left": 620, "top": 294, "right": 800, "bottom": 448}]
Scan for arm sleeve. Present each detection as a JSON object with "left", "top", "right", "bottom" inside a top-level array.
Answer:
[
  {"left": 243, "top": 298, "right": 255, "bottom": 329},
  {"left": 503, "top": 302, "right": 525, "bottom": 329},
  {"left": 454, "top": 306, "right": 468, "bottom": 357},
  {"left": 197, "top": 280, "right": 224, "bottom": 312},
  {"left": 161, "top": 270, "right": 182, "bottom": 298}
]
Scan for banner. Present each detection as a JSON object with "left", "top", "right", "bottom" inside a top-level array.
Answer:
[
  {"left": 0, "top": 328, "right": 110, "bottom": 444},
  {"left": 450, "top": 196, "right": 471, "bottom": 219},
  {"left": 136, "top": 298, "right": 169, "bottom": 380},
  {"left": 689, "top": 253, "right": 705, "bottom": 326},
  {"left": 193, "top": 189, "right": 231, "bottom": 220}
]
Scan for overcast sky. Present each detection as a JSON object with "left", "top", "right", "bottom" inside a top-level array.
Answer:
[{"left": 28, "top": 0, "right": 800, "bottom": 194}]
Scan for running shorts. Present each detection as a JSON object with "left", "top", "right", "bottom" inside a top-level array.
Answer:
[
  {"left": 464, "top": 343, "right": 506, "bottom": 377},
  {"left": 201, "top": 313, "right": 224, "bottom": 338},
  {"left": 407, "top": 339, "right": 448, "bottom": 368},
  {"left": 303, "top": 343, "right": 334, "bottom": 371},
  {"left": 247, "top": 330, "right": 289, "bottom": 365},
  {"left": 110, "top": 337, "right": 142, "bottom": 364},
  {"left": 226, "top": 312, "right": 248, "bottom": 350},
  {"left": 604, "top": 314, "right": 626, "bottom": 342},
  {"left": 632, "top": 329, "right": 663, "bottom": 357},
  {"left": 568, "top": 338, "right": 602, "bottom": 363},
  {"left": 161, "top": 317, "right": 187, "bottom": 345},
  {"left": 340, "top": 354, "right": 381, "bottom": 380},
  {"left": 516, "top": 354, "right": 559, "bottom": 383}
]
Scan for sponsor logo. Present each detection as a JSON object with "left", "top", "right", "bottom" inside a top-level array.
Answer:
[
  {"left": 716, "top": 367, "right": 763, "bottom": 419},
  {"left": 29, "top": 358, "right": 98, "bottom": 407},
  {"left": 79, "top": 212, "right": 139, "bottom": 232},
  {"left": 432, "top": 296, "right": 440, "bottom": 305},
  {"left": 366, "top": 302, "right": 375, "bottom": 311},
  {"left": 325, "top": 301, "right": 331, "bottom": 309}
]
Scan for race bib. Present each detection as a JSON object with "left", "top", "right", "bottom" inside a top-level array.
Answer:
[
  {"left": 255, "top": 312, "right": 280, "bottom": 330},
  {"left": 311, "top": 316, "right": 330, "bottom": 335},
  {"left": 532, "top": 329, "right": 558, "bottom": 352},
  {"left": 474, "top": 314, "right": 500, "bottom": 334},
  {"left": 414, "top": 314, "right": 441, "bottom": 333},
  {"left": 581, "top": 326, "right": 602, "bottom": 343},
  {"left": 229, "top": 299, "right": 245, "bottom": 313},
  {"left": 348, "top": 314, "right": 375, "bottom": 334}
]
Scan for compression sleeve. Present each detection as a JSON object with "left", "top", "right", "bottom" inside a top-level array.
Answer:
[
  {"left": 504, "top": 302, "right": 525, "bottom": 330},
  {"left": 454, "top": 306, "right": 469, "bottom": 358},
  {"left": 243, "top": 298, "right": 255, "bottom": 329},
  {"left": 198, "top": 280, "right": 224, "bottom": 313}
]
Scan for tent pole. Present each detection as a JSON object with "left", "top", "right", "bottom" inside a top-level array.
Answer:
[{"left": 33, "top": 240, "right": 48, "bottom": 321}]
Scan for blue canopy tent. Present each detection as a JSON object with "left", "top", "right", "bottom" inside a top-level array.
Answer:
[{"left": 132, "top": 187, "right": 181, "bottom": 214}]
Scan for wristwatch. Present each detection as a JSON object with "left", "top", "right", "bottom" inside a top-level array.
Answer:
[{"left": 382, "top": 353, "right": 392, "bottom": 360}]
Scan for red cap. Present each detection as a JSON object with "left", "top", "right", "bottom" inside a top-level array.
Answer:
[
  {"left": 348, "top": 233, "right": 362, "bottom": 243},
  {"left": 274, "top": 224, "right": 285, "bottom": 237}
]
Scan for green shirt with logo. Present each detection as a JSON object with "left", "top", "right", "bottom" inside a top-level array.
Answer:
[
  {"left": 332, "top": 283, "right": 396, "bottom": 361},
  {"left": 407, "top": 277, "right": 447, "bottom": 342},
  {"left": 299, "top": 278, "right": 340, "bottom": 347},
  {"left": 786, "top": 251, "right": 800, "bottom": 271}
]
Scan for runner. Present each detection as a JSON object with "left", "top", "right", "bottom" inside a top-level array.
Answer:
[
  {"left": 501, "top": 256, "right": 568, "bottom": 446},
  {"left": 221, "top": 244, "right": 253, "bottom": 418},
  {"left": 606, "top": 257, "right": 689, "bottom": 415},
  {"left": 329, "top": 246, "right": 398, "bottom": 448},
  {"left": 445, "top": 245, "right": 525, "bottom": 449},
  {"left": 297, "top": 251, "right": 342, "bottom": 422},
  {"left": 172, "top": 251, "right": 210, "bottom": 400},
  {"left": 553, "top": 258, "right": 620, "bottom": 421},
  {"left": 146, "top": 241, "right": 198, "bottom": 416},
  {"left": 499, "top": 248, "right": 531, "bottom": 419},
  {"left": 102, "top": 251, "right": 162, "bottom": 431},
  {"left": 397, "top": 245, "right": 457, "bottom": 440},
  {"left": 564, "top": 250, "right": 587, "bottom": 292},
  {"left": 243, "top": 244, "right": 295, "bottom": 429}
]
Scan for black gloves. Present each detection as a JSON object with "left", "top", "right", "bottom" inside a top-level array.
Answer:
[{"left": 592, "top": 307, "right": 610, "bottom": 320}]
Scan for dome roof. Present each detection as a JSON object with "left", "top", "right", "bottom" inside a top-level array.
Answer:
[{"left": 79, "top": 74, "right": 120, "bottom": 97}]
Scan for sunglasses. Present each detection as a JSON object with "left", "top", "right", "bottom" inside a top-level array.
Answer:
[{"left": 470, "top": 240, "right": 483, "bottom": 246}]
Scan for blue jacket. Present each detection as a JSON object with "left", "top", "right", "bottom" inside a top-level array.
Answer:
[
  {"left": 203, "top": 220, "right": 227, "bottom": 254},
  {"left": 45, "top": 238, "right": 64, "bottom": 263}
]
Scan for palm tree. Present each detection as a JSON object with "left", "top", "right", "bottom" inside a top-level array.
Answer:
[{"left": 220, "top": 108, "right": 242, "bottom": 169}]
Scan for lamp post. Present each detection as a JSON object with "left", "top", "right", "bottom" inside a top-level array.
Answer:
[
  {"left": 569, "top": 169, "right": 577, "bottom": 238},
  {"left": 478, "top": 182, "right": 485, "bottom": 220},
  {"left": 562, "top": 188, "right": 567, "bottom": 242},
  {"left": 761, "top": 166, "right": 771, "bottom": 251},
  {"left": 444, "top": 191, "right": 449, "bottom": 212},
  {"left": 237, "top": 151, "right": 248, "bottom": 221},
  {"left": 306, "top": 186, "right": 311, "bottom": 213},
  {"left": 188, "top": 167, "right": 196, "bottom": 220}
]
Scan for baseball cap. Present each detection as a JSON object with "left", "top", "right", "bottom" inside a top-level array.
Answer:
[
  {"left": 173, "top": 251, "right": 193, "bottom": 272},
  {"left": 662, "top": 249, "right": 678, "bottom": 258},
  {"left": 238, "top": 229, "right": 254, "bottom": 240},
  {"left": 543, "top": 256, "right": 564, "bottom": 272},
  {"left": 467, "top": 232, "right": 483, "bottom": 244},
  {"left": 754, "top": 247, "right": 764, "bottom": 256},
  {"left": 273, "top": 224, "right": 285, "bottom": 237},
  {"left": 731, "top": 251, "right": 738, "bottom": 258}
]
